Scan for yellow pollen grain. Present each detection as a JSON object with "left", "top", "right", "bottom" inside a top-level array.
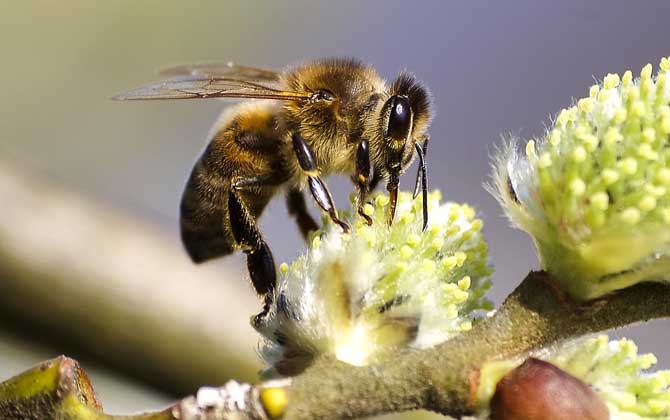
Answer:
[
  {"left": 470, "top": 219, "right": 483, "bottom": 232},
  {"left": 641, "top": 79, "right": 654, "bottom": 96},
  {"left": 549, "top": 129, "right": 561, "bottom": 146},
  {"left": 642, "top": 128, "right": 656, "bottom": 143},
  {"left": 447, "top": 225, "right": 460, "bottom": 236},
  {"left": 639, "top": 195, "right": 657, "bottom": 212},
  {"left": 442, "top": 256, "right": 457, "bottom": 270},
  {"left": 644, "top": 184, "right": 666, "bottom": 197},
  {"left": 582, "top": 134, "right": 599, "bottom": 151},
  {"left": 448, "top": 208, "right": 460, "bottom": 222},
  {"left": 430, "top": 237, "right": 444, "bottom": 250},
  {"left": 622, "top": 70, "right": 633, "bottom": 86},
  {"left": 452, "top": 290, "right": 469, "bottom": 303},
  {"left": 656, "top": 168, "right": 670, "bottom": 185},
  {"left": 429, "top": 224, "right": 442, "bottom": 236},
  {"left": 641, "top": 63, "right": 653, "bottom": 80},
  {"left": 312, "top": 236, "right": 321, "bottom": 249},
  {"left": 638, "top": 143, "right": 658, "bottom": 160},
  {"left": 589, "top": 84, "right": 600, "bottom": 98},
  {"left": 421, "top": 259, "right": 436, "bottom": 273},
  {"left": 569, "top": 178, "right": 586, "bottom": 196},
  {"left": 618, "top": 158, "right": 638, "bottom": 175},
  {"left": 395, "top": 261, "right": 408, "bottom": 272},
  {"left": 407, "top": 233, "right": 421, "bottom": 247},
  {"left": 578, "top": 97, "right": 594, "bottom": 113},
  {"left": 455, "top": 251, "right": 467, "bottom": 267},
  {"left": 525, "top": 140, "right": 536, "bottom": 157},
  {"left": 458, "top": 276, "right": 471, "bottom": 290},
  {"left": 556, "top": 108, "right": 570, "bottom": 126},
  {"left": 572, "top": 146, "right": 587, "bottom": 162},
  {"left": 375, "top": 194, "right": 390, "bottom": 207},
  {"left": 279, "top": 262, "right": 289, "bottom": 274},
  {"left": 604, "top": 127, "right": 622, "bottom": 145},
  {"left": 462, "top": 205, "right": 476, "bottom": 220},
  {"left": 602, "top": 169, "right": 620, "bottom": 185},
  {"left": 661, "top": 57, "right": 670, "bottom": 71},
  {"left": 590, "top": 192, "right": 609, "bottom": 210},
  {"left": 400, "top": 245, "right": 413, "bottom": 259},
  {"left": 362, "top": 203, "right": 375, "bottom": 216},
  {"left": 621, "top": 207, "right": 641, "bottom": 225},
  {"left": 613, "top": 108, "right": 627, "bottom": 124},
  {"left": 603, "top": 73, "right": 620, "bottom": 89},
  {"left": 630, "top": 100, "right": 645, "bottom": 117},
  {"left": 399, "top": 211, "right": 415, "bottom": 224},
  {"left": 661, "top": 117, "right": 670, "bottom": 134}
]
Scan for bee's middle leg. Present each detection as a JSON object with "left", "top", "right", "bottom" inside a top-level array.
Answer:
[
  {"left": 291, "top": 132, "right": 349, "bottom": 232},
  {"left": 353, "top": 140, "right": 373, "bottom": 225}
]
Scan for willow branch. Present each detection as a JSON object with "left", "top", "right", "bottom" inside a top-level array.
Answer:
[
  {"left": 2, "top": 272, "right": 669, "bottom": 420},
  {"left": 0, "top": 162, "right": 260, "bottom": 394},
  {"left": 284, "top": 272, "right": 670, "bottom": 419}
]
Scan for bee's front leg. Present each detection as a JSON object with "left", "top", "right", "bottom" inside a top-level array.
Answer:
[
  {"left": 291, "top": 132, "right": 350, "bottom": 233},
  {"left": 353, "top": 139, "right": 373, "bottom": 225},
  {"left": 413, "top": 134, "right": 429, "bottom": 231}
]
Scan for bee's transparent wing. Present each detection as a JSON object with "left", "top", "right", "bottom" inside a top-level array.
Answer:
[
  {"left": 112, "top": 75, "right": 309, "bottom": 101},
  {"left": 159, "top": 62, "right": 280, "bottom": 82}
]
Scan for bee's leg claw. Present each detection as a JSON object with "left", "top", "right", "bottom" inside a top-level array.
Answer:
[
  {"left": 252, "top": 294, "right": 273, "bottom": 328},
  {"left": 334, "top": 218, "right": 350, "bottom": 233},
  {"left": 357, "top": 207, "right": 373, "bottom": 226}
]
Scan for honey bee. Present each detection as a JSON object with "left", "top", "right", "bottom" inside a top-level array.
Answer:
[{"left": 114, "top": 58, "right": 432, "bottom": 317}]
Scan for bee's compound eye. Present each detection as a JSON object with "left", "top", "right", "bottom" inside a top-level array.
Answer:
[
  {"left": 386, "top": 95, "right": 411, "bottom": 140},
  {"left": 311, "top": 89, "right": 335, "bottom": 102}
]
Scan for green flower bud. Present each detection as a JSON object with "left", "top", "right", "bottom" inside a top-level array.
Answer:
[
  {"left": 255, "top": 191, "right": 492, "bottom": 376},
  {"left": 492, "top": 58, "right": 670, "bottom": 300}
]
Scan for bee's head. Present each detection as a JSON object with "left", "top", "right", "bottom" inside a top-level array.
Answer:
[{"left": 379, "top": 73, "right": 432, "bottom": 223}]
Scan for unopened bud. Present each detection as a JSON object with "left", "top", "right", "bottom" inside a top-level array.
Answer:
[{"left": 490, "top": 358, "right": 608, "bottom": 420}]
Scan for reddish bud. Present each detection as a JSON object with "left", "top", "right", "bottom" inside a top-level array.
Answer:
[{"left": 490, "top": 358, "right": 609, "bottom": 420}]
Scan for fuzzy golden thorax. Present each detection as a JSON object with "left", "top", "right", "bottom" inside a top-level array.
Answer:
[{"left": 280, "top": 58, "right": 384, "bottom": 172}]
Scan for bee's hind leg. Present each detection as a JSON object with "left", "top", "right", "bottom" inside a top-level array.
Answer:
[
  {"left": 286, "top": 188, "right": 319, "bottom": 242},
  {"left": 228, "top": 189, "right": 276, "bottom": 324}
]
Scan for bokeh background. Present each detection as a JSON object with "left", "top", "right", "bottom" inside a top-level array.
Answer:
[{"left": 1, "top": 0, "right": 670, "bottom": 416}]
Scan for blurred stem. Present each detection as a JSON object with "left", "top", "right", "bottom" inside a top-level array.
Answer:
[{"left": 0, "top": 162, "right": 260, "bottom": 394}]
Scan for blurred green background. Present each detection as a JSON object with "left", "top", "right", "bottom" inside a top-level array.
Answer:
[{"left": 1, "top": 1, "right": 670, "bottom": 416}]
